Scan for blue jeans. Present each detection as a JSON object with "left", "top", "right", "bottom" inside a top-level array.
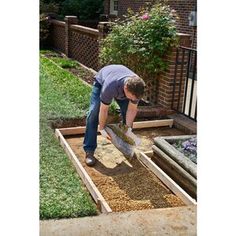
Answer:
[{"left": 83, "top": 80, "right": 129, "bottom": 153}]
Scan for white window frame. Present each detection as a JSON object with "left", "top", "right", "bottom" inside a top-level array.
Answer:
[{"left": 110, "top": 0, "right": 118, "bottom": 15}]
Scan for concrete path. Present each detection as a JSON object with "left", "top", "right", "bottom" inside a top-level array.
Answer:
[{"left": 40, "top": 205, "right": 196, "bottom": 236}]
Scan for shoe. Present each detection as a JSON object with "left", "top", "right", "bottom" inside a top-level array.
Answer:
[{"left": 85, "top": 152, "right": 96, "bottom": 166}]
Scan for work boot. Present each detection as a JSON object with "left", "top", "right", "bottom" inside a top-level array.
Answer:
[{"left": 85, "top": 151, "right": 96, "bottom": 166}]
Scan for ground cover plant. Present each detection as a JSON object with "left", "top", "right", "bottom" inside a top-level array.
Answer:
[
  {"left": 40, "top": 52, "right": 98, "bottom": 219},
  {"left": 171, "top": 137, "right": 197, "bottom": 164}
]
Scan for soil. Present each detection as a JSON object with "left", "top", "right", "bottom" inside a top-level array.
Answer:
[
  {"left": 50, "top": 115, "right": 120, "bottom": 129},
  {"left": 67, "top": 67, "right": 95, "bottom": 85},
  {"left": 65, "top": 127, "right": 186, "bottom": 212},
  {"left": 43, "top": 51, "right": 95, "bottom": 86},
  {"left": 49, "top": 117, "right": 87, "bottom": 129}
]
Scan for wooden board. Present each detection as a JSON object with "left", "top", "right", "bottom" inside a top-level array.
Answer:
[
  {"left": 58, "top": 119, "right": 174, "bottom": 136},
  {"left": 55, "top": 129, "right": 112, "bottom": 213},
  {"left": 139, "top": 151, "right": 197, "bottom": 205}
]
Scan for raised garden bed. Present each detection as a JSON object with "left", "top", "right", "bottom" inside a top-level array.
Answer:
[
  {"left": 149, "top": 135, "right": 197, "bottom": 199},
  {"left": 154, "top": 135, "right": 197, "bottom": 177},
  {"left": 170, "top": 136, "right": 197, "bottom": 164},
  {"left": 55, "top": 120, "right": 196, "bottom": 213}
]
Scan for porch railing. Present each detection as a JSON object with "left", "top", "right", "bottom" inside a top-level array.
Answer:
[{"left": 171, "top": 46, "right": 197, "bottom": 121}]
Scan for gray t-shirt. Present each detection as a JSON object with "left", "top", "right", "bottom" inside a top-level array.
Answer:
[{"left": 95, "top": 64, "right": 138, "bottom": 105}]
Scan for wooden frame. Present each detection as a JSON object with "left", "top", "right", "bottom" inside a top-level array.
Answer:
[
  {"left": 55, "top": 129, "right": 112, "bottom": 213},
  {"left": 58, "top": 119, "right": 174, "bottom": 136},
  {"left": 55, "top": 119, "right": 196, "bottom": 213},
  {"left": 139, "top": 151, "right": 197, "bottom": 205}
]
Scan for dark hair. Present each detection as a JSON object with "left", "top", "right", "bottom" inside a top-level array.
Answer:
[{"left": 125, "top": 76, "right": 145, "bottom": 99}]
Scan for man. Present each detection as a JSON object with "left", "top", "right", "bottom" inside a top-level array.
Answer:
[{"left": 83, "top": 64, "right": 145, "bottom": 166}]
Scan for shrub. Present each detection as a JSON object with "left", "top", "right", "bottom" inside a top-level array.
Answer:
[
  {"left": 40, "top": 1, "right": 60, "bottom": 48},
  {"left": 61, "top": 0, "right": 80, "bottom": 18},
  {"left": 40, "top": 13, "right": 51, "bottom": 49},
  {"left": 78, "top": 0, "right": 103, "bottom": 20},
  {"left": 99, "top": 3, "right": 178, "bottom": 81},
  {"left": 61, "top": 0, "right": 103, "bottom": 20},
  {"left": 40, "top": 0, "right": 60, "bottom": 14}
]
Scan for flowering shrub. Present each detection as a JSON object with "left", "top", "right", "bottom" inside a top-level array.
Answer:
[
  {"left": 172, "top": 137, "right": 197, "bottom": 164},
  {"left": 141, "top": 13, "right": 150, "bottom": 20},
  {"left": 99, "top": 3, "right": 178, "bottom": 80}
]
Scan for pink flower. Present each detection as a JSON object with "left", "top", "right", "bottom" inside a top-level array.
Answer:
[{"left": 141, "top": 13, "right": 150, "bottom": 20}]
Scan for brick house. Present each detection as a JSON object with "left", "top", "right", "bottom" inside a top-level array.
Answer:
[{"left": 103, "top": 0, "right": 197, "bottom": 48}]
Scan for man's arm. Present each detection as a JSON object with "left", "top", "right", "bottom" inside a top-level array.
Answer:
[
  {"left": 126, "top": 101, "right": 138, "bottom": 128},
  {"left": 99, "top": 102, "right": 109, "bottom": 130}
]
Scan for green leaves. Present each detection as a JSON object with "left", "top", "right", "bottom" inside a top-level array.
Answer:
[
  {"left": 61, "top": 0, "right": 103, "bottom": 20},
  {"left": 99, "top": 3, "right": 178, "bottom": 79}
]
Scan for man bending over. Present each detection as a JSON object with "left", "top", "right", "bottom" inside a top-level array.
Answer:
[{"left": 83, "top": 64, "right": 145, "bottom": 166}]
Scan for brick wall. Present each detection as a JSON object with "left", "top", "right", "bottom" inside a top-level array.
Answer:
[
  {"left": 158, "top": 34, "right": 191, "bottom": 109},
  {"left": 166, "top": 0, "right": 196, "bottom": 48},
  {"left": 104, "top": 0, "right": 197, "bottom": 48}
]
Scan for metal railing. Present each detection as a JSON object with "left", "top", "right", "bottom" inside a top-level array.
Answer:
[{"left": 171, "top": 46, "right": 197, "bottom": 121}]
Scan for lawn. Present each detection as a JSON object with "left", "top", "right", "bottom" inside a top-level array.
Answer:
[{"left": 40, "top": 52, "right": 98, "bottom": 219}]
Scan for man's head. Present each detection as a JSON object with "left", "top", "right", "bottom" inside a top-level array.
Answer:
[{"left": 124, "top": 76, "right": 145, "bottom": 102}]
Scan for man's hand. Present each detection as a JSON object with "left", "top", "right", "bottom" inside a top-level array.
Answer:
[
  {"left": 100, "top": 129, "right": 111, "bottom": 140},
  {"left": 125, "top": 127, "right": 141, "bottom": 146},
  {"left": 126, "top": 127, "right": 132, "bottom": 134}
]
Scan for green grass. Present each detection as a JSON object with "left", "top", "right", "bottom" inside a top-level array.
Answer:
[
  {"left": 41, "top": 50, "right": 119, "bottom": 115},
  {"left": 40, "top": 53, "right": 98, "bottom": 219},
  {"left": 50, "top": 57, "right": 79, "bottom": 69},
  {"left": 40, "top": 50, "right": 92, "bottom": 78},
  {"left": 40, "top": 56, "right": 92, "bottom": 120}
]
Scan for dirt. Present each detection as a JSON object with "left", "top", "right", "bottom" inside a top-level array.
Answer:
[
  {"left": 49, "top": 115, "right": 120, "bottom": 129},
  {"left": 44, "top": 51, "right": 95, "bottom": 86},
  {"left": 65, "top": 127, "right": 186, "bottom": 212},
  {"left": 49, "top": 117, "right": 86, "bottom": 129},
  {"left": 67, "top": 67, "right": 95, "bottom": 85}
]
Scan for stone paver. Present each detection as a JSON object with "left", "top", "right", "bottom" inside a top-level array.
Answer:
[{"left": 40, "top": 205, "right": 196, "bottom": 236}]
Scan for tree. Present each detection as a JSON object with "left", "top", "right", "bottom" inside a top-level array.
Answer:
[{"left": 61, "top": 0, "right": 103, "bottom": 20}]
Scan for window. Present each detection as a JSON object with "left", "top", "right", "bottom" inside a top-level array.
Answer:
[
  {"left": 110, "top": 0, "right": 118, "bottom": 15},
  {"left": 114, "top": 1, "right": 118, "bottom": 11}
]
